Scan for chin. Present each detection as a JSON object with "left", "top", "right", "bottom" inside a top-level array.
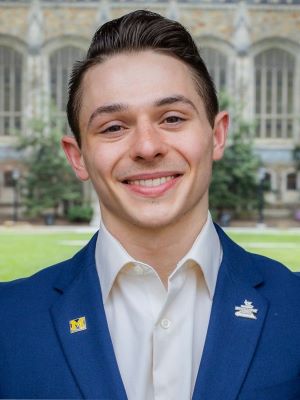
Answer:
[{"left": 127, "top": 210, "right": 180, "bottom": 230}]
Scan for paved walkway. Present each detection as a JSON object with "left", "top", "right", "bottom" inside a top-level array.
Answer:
[{"left": 0, "top": 221, "right": 97, "bottom": 233}]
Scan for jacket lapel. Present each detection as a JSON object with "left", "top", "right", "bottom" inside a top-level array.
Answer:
[
  {"left": 193, "top": 226, "right": 269, "bottom": 400},
  {"left": 50, "top": 233, "right": 127, "bottom": 400}
]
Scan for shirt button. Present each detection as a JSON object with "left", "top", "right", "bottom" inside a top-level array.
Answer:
[
  {"left": 160, "top": 318, "right": 171, "bottom": 329},
  {"left": 133, "top": 265, "right": 144, "bottom": 275}
]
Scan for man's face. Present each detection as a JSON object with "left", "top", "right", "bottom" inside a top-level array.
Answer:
[{"left": 63, "top": 51, "right": 228, "bottom": 231}]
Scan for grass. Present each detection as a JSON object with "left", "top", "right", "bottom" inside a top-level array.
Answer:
[
  {"left": 228, "top": 231, "right": 300, "bottom": 272},
  {"left": 0, "top": 229, "right": 299, "bottom": 282},
  {"left": 0, "top": 231, "right": 93, "bottom": 281}
]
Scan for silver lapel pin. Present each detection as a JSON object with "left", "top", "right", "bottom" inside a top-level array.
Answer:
[{"left": 235, "top": 300, "right": 258, "bottom": 320}]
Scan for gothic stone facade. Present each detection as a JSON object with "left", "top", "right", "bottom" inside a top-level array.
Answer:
[{"left": 0, "top": 0, "right": 299, "bottom": 219}]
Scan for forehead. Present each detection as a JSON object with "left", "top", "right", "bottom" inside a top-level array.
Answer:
[{"left": 80, "top": 50, "right": 202, "bottom": 111}]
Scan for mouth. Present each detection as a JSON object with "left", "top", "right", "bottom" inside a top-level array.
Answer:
[
  {"left": 122, "top": 173, "right": 182, "bottom": 196},
  {"left": 124, "top": 175, "right": 178, "bottom": 187}
]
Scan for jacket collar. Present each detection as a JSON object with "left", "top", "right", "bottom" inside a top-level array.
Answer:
[
  {"left": 51, "top": 232, "right": 127, "bottom": 400},
  {"left": 193, "top": 225, "right": 268, "bottom": 400}
]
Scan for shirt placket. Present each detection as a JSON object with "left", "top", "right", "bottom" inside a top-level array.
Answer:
[{"left": 152, "top": 270, "right": 188, "bottom": 400}]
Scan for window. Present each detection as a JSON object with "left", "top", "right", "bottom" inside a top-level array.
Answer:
[
  {"left": 286, "top": 172, "right": 297, "bottom": 190},
  {"left": 0, "top": 46, "right": 23, "bottom": 136},
  {"left": 3, "top": 171, "right": 14, "bottom": 187},
  {"left": 263, "top": 172, "right": 272, "bottom": 191},
  {"left": 49, "top": 46, "right": 85, "bottom": 131},
  {"left": 200, "top": 47, "right": 229, "bottom": 94},
  {"left": 255, "top": 48, "right": 295, "bottom": 139}
]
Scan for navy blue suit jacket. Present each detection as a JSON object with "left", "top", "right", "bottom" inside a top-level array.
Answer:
[{"left": 1, "top": 225, "right": 300, "bottom": 400}]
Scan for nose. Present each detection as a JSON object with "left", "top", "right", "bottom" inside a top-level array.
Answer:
[{"left": 129, "top": 121, "right": 168, "bottom": 162}]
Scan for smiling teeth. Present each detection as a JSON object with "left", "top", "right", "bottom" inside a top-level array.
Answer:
[{"left": 129, "top": 176, "right": 175, "bottom": 187}]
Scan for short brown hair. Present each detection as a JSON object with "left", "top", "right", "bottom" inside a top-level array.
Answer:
[{"left": 67, "top": 10, "right": 219, "bottom": 146}]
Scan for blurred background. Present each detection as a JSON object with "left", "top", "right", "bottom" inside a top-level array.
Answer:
[
  {"left": 0, "top": 0, "right": 300, "bottom": 279},
  {"left": 0, "top": 0, "right": 299, "bottom": 227}
]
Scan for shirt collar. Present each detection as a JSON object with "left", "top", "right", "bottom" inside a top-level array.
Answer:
[
  {"left": 95, "top": 212, "right": 222, "bottom": 302},
  {"left": 95, "top": 223, "right": 135, "bottom": 302},
  {"left": 176, "top": 212, "right": 223, "bottom": 299}
]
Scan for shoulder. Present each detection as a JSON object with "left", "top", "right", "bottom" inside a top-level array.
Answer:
[
  {"left": 0, "top": 231, "right": 98, "bottom": 311},
  {"left": 0, "top": 259, "right": 73, "bottom": 313},
  {"left": 248, "top": 251, "right": 300, "bottom": 302},
  {"left": 215, "top": 223, "right": 300, "bottom": 298}
]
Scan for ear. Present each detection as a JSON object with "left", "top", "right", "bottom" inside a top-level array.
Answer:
[
  {"left": 61, "top": 135, "right": 90, "bottom": 181},
  {"left": 212, "top": 111, "right": 229, "bottom": 161}
]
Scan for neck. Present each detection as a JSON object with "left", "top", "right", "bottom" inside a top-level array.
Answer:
[{"left": 101, "top": 207, "right": 209, "bottom": 286}]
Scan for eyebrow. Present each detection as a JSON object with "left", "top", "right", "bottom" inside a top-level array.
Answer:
[
  {"left": 154, "top": 95, "right": 198, "bottom": 113},
  {"left": 87, "top": 103, "right": 128, "bottom": 129},
  {"left": 87, "top": 94, "right": 198, "bottom": 129}
]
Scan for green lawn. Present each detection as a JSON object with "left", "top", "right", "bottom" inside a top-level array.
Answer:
[
  {"left": 0, "top": 231, "right": 93, "bottom": 281},
  {"left": 0, "top": 229, "right": 299, "bottom": 282},
  {"left": 228, "top": 231, "right": 300, "bottom": 272}
]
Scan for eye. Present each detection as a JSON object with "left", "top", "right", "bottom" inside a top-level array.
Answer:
[
  {"left": 164, "top": 115, "right": 185, "bottom": 124},
  {"left": 100, "top": 124, "right": 125, "bottom": 134}
]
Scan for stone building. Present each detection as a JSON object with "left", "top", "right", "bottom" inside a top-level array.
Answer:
[{"left": 0, "top": 0, "right": 299, "bottom": 220}]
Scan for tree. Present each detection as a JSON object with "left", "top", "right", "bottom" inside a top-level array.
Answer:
[
  {"left": 209, "top": 93, "right": 260, "bottom": 219},
  {"left": 18, "top": 116, "right": 83, "bottom": 219}
]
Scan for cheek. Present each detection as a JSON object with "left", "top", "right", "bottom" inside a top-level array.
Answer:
[
  {"left": 82, "top": 148, "right": 107, "bottom": 181},
  {"left": 176, "top": 135, "right": 213, "bottom": 168},
  {"left": 83, "top": 142, "right": 125, "bottom": 184}
]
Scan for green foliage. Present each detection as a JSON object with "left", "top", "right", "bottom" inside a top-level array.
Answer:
[
  {"left": 210, "top": 92, "right": 260, "bottom": 217},
  {"left": 67, "top": 205, "right": 93, "bottom": 223},
  {"left": 18, "top": 115, "right": 82, "bottom": 218}
]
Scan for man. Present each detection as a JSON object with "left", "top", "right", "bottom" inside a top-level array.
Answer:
[{"left": 0, "top": 10, "right": 300, "bottom": 400}]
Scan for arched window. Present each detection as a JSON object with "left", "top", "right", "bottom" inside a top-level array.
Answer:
[
  {"left": 264, "top": 172, "right": 272, "bottom": 191},
  {"left": 0, "top": 45, "right": 23, "bottom": 136},
  {"left": 255, "top": 48, "right": 295, "bottom": 139},
  {"left": 49, "top": 46, "right": 85, "bottom": 130},
  {"left": 200, "top": 47, "right": 229, "bottom": 94},
  {"left": 286, "top": 172, "right": 297, "bottom": 190}
]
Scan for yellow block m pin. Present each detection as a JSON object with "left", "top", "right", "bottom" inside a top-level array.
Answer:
[{"left": 69, "top": 317, "right": 87, "bottom": 333}]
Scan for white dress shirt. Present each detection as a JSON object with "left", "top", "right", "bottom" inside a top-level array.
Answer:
[{"left": 95, "top": 213, "right": 222, "bottom": 400}]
